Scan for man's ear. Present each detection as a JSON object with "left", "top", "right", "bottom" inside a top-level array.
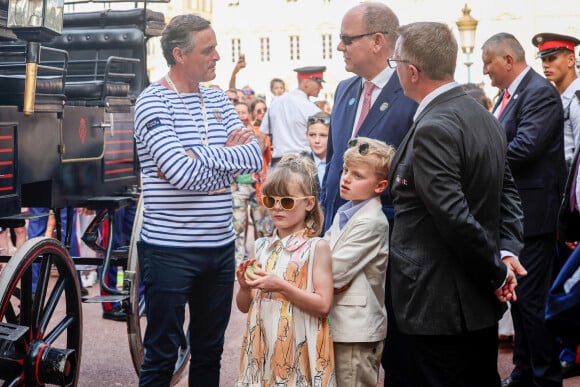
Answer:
[
  {"left": 375, "top": 179, "right": 388, "bottom": 194},
  {"left": 504, "top": 53, "right": 514, "bottom": 69},
  {"left": 172, "top": 46, "right": 184, "bottom": 64}
]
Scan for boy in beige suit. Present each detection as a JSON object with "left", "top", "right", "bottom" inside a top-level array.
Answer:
[{"left": 324, "top": 137, "right": 395, "bottom": 386}]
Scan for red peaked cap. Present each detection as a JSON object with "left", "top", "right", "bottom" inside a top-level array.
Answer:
[
  {"left": 294, "top": 66, "right": 326, "bottom": 83},
  {"left": 532, "top": 32, "right": 580, "bottom": 58}
]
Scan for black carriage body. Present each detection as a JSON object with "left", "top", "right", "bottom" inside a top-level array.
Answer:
[
  {"left": 10, "top": 105, "right": 138, "bottom": 208},
  {"left": 0, "top": 7, "right": 164, "bottom": 215}
]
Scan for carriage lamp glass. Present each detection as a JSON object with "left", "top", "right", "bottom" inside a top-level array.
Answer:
[{"left": 8, "top": 0, "right": 64, "bottom": 37}]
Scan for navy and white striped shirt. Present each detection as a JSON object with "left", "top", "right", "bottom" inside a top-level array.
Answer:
[{"left": 134, "top": 83, "right": 263, "bottom": 248}]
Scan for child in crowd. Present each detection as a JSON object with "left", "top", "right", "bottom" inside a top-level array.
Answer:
[
  {"left": 324, "top": 137, "right": 395, "bottom": 386},
  {"left": 235, "top": 154, "right": 336, "bottom": 386},
  {"left": 270, "top": 77, "right": 286, "bottom": 97},
  {"left": 232, "top": 101, "right": 272, "bottom": 266},
  {"left": 304, "top": 112, "right": 330, "bottom": 191}
]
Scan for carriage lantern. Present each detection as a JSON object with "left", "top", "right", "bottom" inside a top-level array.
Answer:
[{"left": 7, "top": 0, "right": 64, "bottom": 115}]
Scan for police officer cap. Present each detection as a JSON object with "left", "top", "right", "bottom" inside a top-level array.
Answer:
[
  {"left": 532, "top": 32, "right": 580, "bottom": 58},
  {"left": 294, "top": 66, "right": 326, "bottom": 83}
]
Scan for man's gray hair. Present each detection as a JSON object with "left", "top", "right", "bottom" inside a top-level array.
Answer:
[
  {"left": 161, "top": 14, "right": 211, "bottom": 66},
  {"left": 397, "top": 22, "right": 457, "bottom": 81},
  {"left": 482, "top": 33, "right": 526, "bottom": 63}
]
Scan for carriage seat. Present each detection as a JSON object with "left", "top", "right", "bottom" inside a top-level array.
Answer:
[
  {"left": 0, "top": 43, "right": 66, "bottom": 110},
  {"left": 62, "top": 8, "right": 165, "bottom": 37},
  {"left": 46, "top": 28, "right": 143, "bottom": 107}
]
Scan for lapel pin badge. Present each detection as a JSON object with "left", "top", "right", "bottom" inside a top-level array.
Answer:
[
  {"left": 348, "top": 97, "right": 356, "bottom": 106},
  {"left": 380, "top": 102, "right": 389, "bottom": 111},
  {"left": 513, "top": 94, "right": 519, "bottom": 100},
  {"left": 396, "top": 175, "right": 408, "bottom": 186}
]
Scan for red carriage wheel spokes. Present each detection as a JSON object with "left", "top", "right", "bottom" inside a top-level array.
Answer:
[{"left": 0, "top": 237, "right": 82, "bottom": 386}]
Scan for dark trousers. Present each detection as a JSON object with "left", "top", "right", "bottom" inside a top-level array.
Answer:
[
  {"left": 404, "top": 325, "right": 500, "bottom": 387},
  {"left": 382, "top": 263, "right": 415, "bottom": 386},
  {"left": 510, "top": 234, "right": 562, "bottom": 387},
  {"left": 137, "top": 241, "right": 235, "bottom": 387}
]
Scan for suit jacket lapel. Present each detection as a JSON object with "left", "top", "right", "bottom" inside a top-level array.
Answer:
[
  {"left": 387, "top": 86, "right": 464, "bottom": 185},
  {"left": 358, "top": 74, "right": 403, "bottom": 138},
  {"left": 498, "top": 70, "right": 534, "bottom": 125},
  {"left": 328, "top": 198, "right": 379, "bottom": 247},
  {"left": 388, "top": 120, "right": 416, "bottom": 185},
  {"left": 334, "top": 77, "right": 363, "bottom": 150}
]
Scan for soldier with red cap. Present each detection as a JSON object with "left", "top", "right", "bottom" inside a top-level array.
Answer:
[
  {"left": 534, "top": 33, "right": 580, "bottom": 379},
  {"left": 533, "top": 32, "right": 580, "bottom": 166},
  {"left": 260, "top": 66, "right": 325, "bottom": 167}
]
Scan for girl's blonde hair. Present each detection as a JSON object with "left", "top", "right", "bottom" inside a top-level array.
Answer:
[{"left": 261, "top": 153, "right": 324, "bottom": 237}]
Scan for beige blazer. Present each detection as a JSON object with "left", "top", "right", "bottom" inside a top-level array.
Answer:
[{"left": 324, "top": 196, "right": 389, "bottom": 343}]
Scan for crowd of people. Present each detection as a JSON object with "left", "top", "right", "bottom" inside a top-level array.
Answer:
[
  {"left": 124, "top": 1, "right": 580, "bottom": 386},
  {"left": 2, "top": 1, "right": 579, "bottom": 386}
]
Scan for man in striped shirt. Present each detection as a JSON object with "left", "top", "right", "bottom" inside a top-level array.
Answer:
[{"left": 134, "top": 14, "right": 262, "bottom": 387}]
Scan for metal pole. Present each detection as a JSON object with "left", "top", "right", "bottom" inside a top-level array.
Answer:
[{"left": 465, "top": 52, "right": 473, "bottom": 84}]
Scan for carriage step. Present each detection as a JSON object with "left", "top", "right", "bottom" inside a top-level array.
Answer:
[
  {"left": 80, "top": 196, "right": 134, "bottom": 211},
  {"left": 82, "top": 295, "right": 128, "bottom": 303},
  {"left": 0, "top": 322, "right": 29, "bottom": 343}
]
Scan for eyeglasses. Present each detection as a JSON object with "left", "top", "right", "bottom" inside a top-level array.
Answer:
[
  {"left": 229, "top": 97, "right": 239, "bottom": 104},
  {"left": 262, "top": 195, "right": 312, "bottom": 210},
  {"left": 256, "top": 108, "right": 267, "bottom": 114},
  {"left": 387, "top": 57, "right": 422, "bottom": 72},
  {"left": 348, "top": 138, "right": 369, "bottom": 155},
  {"left": 340, "top": 31, "right": 388, "bottom": 45},
  {"left": 308, "top": 116, "right": 330, "bottom": 125}
]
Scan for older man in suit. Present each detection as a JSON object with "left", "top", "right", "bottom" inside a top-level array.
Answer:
[
  {"left": 482, "top": 33, "right": 566, "bottom": 387},
  {"left": 322, "top": 2, "right": 416, "bottom": 228},
  {"left": 389, "top": 22, "right": 525, "bottom": 387},
  {"left": 320, "top": 3, "right": 417, "bottom": 384}
]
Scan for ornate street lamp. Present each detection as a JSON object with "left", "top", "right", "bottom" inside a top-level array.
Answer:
[
  {"left": 7, "top": 0, "right": 64, "bottom": 115},
  {"left": 456, "top": 4, "right": 478, "bottom": 84}
]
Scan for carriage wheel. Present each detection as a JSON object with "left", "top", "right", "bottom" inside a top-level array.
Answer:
[
  {"left": 0, "top": 237, "right": 82, "bottom": 386},
  {"left": 126, "top": 195, "right": 190, "bottom": 385}
]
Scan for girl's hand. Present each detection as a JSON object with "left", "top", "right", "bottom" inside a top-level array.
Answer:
[
  {"left": 246, "top": 268, "right": 283, "bottom": 293},
  {"left": 236, "top": 259, "right": 262, "bottom": 289}
]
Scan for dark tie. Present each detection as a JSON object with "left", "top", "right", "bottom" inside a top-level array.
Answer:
[
  {"left": 355, "top": 81, "right": 375, "bottom": 135},
  {"left": 497, "top": 90, "right": 511, "bottom": 118}
]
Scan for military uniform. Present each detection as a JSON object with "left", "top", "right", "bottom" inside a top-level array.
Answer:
[
  {"left": 260, "top": 66, "right": 325, "bottom": 165},
  {"left": 533, "top": 32, "right": 580, "bottom": 166},
  {"left": 533, "top": 32, "right": 580, "bottom": 381}
]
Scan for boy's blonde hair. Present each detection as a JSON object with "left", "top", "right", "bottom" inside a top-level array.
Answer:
[
  {"left": 262, "top": 153, "right": 324, "bottom": 237},
  {"left": 344, "top": 137, "right": 396, "bottom": 180}
]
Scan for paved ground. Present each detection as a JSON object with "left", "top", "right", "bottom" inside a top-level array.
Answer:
[{"left": 75, "top": 282, "right": 580, "bottom": 386}]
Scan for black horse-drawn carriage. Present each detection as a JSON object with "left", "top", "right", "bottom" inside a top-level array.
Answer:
[{"left": 0, "top": 1, "right": 190, "bottom": 385}]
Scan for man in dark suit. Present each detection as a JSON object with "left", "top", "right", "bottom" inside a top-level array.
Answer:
[
  {"left": 389, "top": 22, "right": 525, "bottom": 387},
  {"left": 482, "top": 32, "right": 567, "bottom": 387},
  {"left": 322, "top": 2, "right": 416, "bottom": 228},
  {"left": 319, "top": 3, "right": 417, "bottom": 385}
]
